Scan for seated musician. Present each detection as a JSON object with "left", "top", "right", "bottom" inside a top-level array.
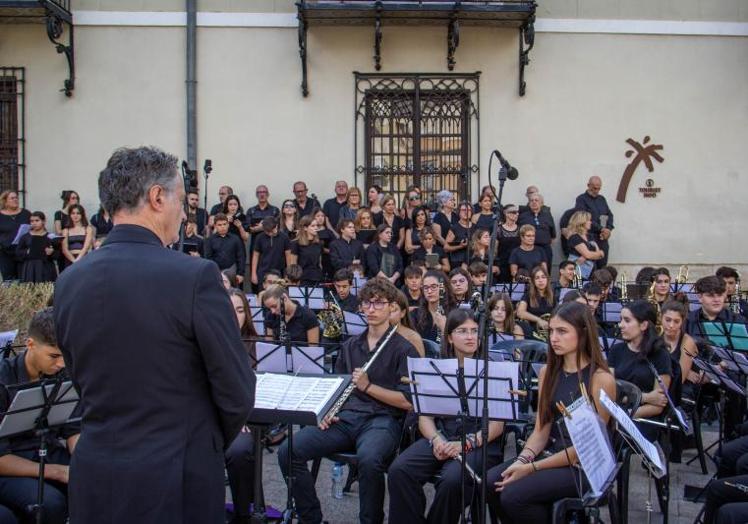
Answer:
[
  {"left": 449, "top": 268, "right": 473, "bottom": 307},
  {"left": 388, "top": 309, "right": 505, "bottom": 523},
  {"left": 649, "top": 267, "right": 672, "bottom": 307},
  {"left": 401, "top": 265, "right": 423, "bottom": 310},
  {"left": 277, "top": 278, "right": 419, "bottom": 524},
  {"left": 262, "top": 284, "right": 320, "bottom": 345},
  {"left": 581, "top": 282, "right": 603, "bottom": 315},
  {"left": 591, "top": 268, "right": 615, "bottom": 303},
  {"left": 661, "top": 296, "right": 702, "bottom": 462},
  {"left": 608, "top": 300, "right": 672, "bottom": 442},
  {"left": 0, "top": 309, "right": 79, "bottom": 524},
  {"left": 488, "top": 293, "right": 524, "bottom": 343},
  {"left": 516, "top": 266, "right": 555, "bottom": 340},
  {"left": 411, "top": 271, "right": 456, "bottom": 344},
  {"left": 392, "top": 290, "right": 425, "bottom": 357},
  {"left": 716, "top": 266, "right": 748, "bottom": 319},
  {"left": 411, "top": 227, "right": 450, "bottom": 273},
  {"left": 553, "top": 260, "right": 576, "bottom": 302},
  {"left": 468, "top": 261, "right": 488, "bottom": 290},
  {"left": 686, "top": 276, "right": 746, "bottom": 339},
  {"left": 331, "top": 268, "right": 360, "bottom": 313},
  {"left": 488, "top": 302, "right": 616, "bottom": 522}
]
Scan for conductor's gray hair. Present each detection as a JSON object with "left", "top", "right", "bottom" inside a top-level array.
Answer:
[{"left": 98, "top": 146, "right": 179, "bottom": 216}]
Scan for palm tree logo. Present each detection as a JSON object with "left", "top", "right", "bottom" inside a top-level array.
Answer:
[{"left": 616, "top": 136, "right": 664, "bottom": 203}]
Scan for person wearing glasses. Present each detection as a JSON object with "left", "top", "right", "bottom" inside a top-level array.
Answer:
[
  {"left": 292, "top": 181, "right": 320, "bottom": 218},
  {"left": 401, "top": 186, "right": 423, "bottom": 224},
  {"left": 247, "top": 184, "right": 280, "bottom": 239},
  {"left": 412, "top": 270, "right": 456, "bottom": 343},
  {"left": 388, "top": 308, "right": 505, "bottom": 524},
  {"left": 518, "top": 193, "right": 556, "bottom": 269},
  {"left": 497, "top": 204, "right": 521, "bottom": 283},
  {"left": 278, "top": 277, "right": 419, "bottom": 524}
]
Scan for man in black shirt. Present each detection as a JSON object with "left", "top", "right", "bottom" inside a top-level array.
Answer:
[
  {"left": 277, "top": 278, "right": 418, "bottom": 524},
  {"left": 518, "top": 193, "right": 556, "bottom": 268},
  {"left": 209, "top": 185, "right": 233, "bottom": 216},
  {"left": 575, "top": 176, "right": 614, "bottom": 268},
  {"left": 553, "top": 260, "right": 576, "bottom": 302},
  {"left": 186, "top": 189, "right": 208, "bottom": 235},
  {"left": 246, "top": 185, "right": 280, "bottom": 240},
  {"left": 329, "top": 219, "right": 365, "bottom": 274},
  {"left": 686, "top": 276, "right": 745, "bottom": 339},
  {"left": 205, "top": 214, "right": 245, "bottom": 285},
  {"left": 292, "top": 181, "right": 321, "bottom": 218},
  {"left": 717, "top": 266, "right": 748, "bottom": 319},
  {"left": 322, "top": 180, "right": 348, "bottom": 231},
  {"left": 251, "top": 217, "right": 291, "bottom": 288},
  {"left": 332, "top": 268, "right": 360, "bottom": 313},
  {"left": 0, "top": 309, "right": 78, "bottom": 524}
]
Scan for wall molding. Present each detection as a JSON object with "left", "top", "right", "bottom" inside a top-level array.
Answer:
[{"left": 72, "top": 11, "right": 748, "bottom": 36}]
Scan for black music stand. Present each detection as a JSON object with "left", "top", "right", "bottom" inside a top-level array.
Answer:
[
  {"left": 406, "top": 357, "right": 523, "bottom": 524},
  {"left": 253, "top": 341, "right": 328, "bottom": 374},
  {"left": 0, "top": 378, "right": 78, "bottom": 524},
  {"left": 246, "top": 373, "right": 350, "bottom": 524}
]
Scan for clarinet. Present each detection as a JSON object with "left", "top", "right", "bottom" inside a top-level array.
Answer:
[
  {"left": 323, "top": 324, "right": 399, "bottom": 420},
  {"left": 279, "top": 296, "right": 289, "bottom": 344},
  {"left": 435, "top": 281, "right": 446, "bottom": 345}
]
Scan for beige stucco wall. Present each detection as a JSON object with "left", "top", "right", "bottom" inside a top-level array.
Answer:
[{"left": 1, "top": 20, "right": 746, "bottom": 274}]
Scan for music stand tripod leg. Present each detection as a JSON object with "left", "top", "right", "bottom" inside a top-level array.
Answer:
[{"left": 250, "top": 425, "right": 267, "bottom": 524}]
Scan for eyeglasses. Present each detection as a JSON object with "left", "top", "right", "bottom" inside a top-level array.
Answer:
[
  {"left": 453, "top": 328, "right": 479, "bottom": 336},
  {"left": 283, "top": 203, "right": 296, "bottom": 208},
  {"left": 361, "top": 300, "right": 390, "bottom": 310},
  {"left": 422, "top": 284, "right": 439, "bottom": 292},
  {"left": 506, "top": 210, "right": 518, "bottom": 215},
  {"left": 294, "top": 188, "right": 308, "bottom": 194},
  {"left": 256, "top": 190, "right": 268, "bottom": 195},
  {"left": 408, "top": 196, "right": 421, "bottom": 201}
]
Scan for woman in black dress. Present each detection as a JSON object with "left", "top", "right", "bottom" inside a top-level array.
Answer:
[
  {"left": 404, "top": 206, "right": 431, "bottom": 259},
  {"left": 61, "top": 204, "right": 94, "bottom": 268},
  {"left": 488, "top": 302, "right": 616, "bottom": 523},
  {"left": 223, "top": 195, "right": 249, "bottom": 244},
  {"left": 496, "top": 204, "right": 521, "bottom": 283},
  {"left": 312, "top": 207, "right": 336, "bottom": 279},
  {"left": 364, "top": 224, "right": 403, "bottom": 284},
  {"left": 444, "top": 202, "right": 473, "bottom": 270},
  {"left": 290, "top": 215, "right": 323, "bottom": 285},
  {"left": 516, "top": 265, "right": 556, "bottom": 339},
  {"left": 432, "top": 189, "right": 457, "bottom": 246},
  {"left": 90, "top": 205, "right": 113, "bottom": 238},
  {"left": 0, "top": 190, "right": 31, "bottom": 280},
  {"left": 54, "top": 190, "right": 79, "bottom": 235},
  {"left": 469, "top": 228, "right": 499, "bottom": 278},
  {"left": 471, "top": 193, "right": 495, "bottom": 232},
  {"left": 16, "top": 211, "right": 56, "bottom": 283},
  {"left": 376, "top": 195, "right": 406, "bottom": 250}
]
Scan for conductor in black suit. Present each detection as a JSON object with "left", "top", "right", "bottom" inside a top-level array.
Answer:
[{"left": 53, "top": 146, "right": 255, "bottom": 524}]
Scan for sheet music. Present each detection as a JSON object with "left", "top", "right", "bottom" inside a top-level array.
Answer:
[
  {"left": 564, "top": 400, "right": 616, "bottom": 497},
  {"left": 407, "top": 358, "right": 520, "bottom": 420},
  {"left": 254, "top": 373, "right": 344, "bottom": 414},
  {"left": 0, "top": 330, "right": 18, "bottom": 348},
  {"left": 599, "top": 389, "right": 665, "bottom": 475},
  {"left": 713, "top": 346, "right": 748, "bottom": 375},
  {"left": 11, "top": 224, "right": 30, "bottom": 245},
  {"left": 708, "top": 363, "right": 746, "bottom": 396}
]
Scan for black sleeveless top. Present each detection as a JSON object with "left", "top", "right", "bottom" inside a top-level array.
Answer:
[{"left": 548, "top": 365, "right": 593, "bottom": 452}]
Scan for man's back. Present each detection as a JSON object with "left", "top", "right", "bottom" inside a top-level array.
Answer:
[{"left": 54, "top": 224, "right": 254, "bottom": 523}]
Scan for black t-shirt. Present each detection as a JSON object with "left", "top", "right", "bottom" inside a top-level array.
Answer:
[
  {"left": 432, "top": 211, "right": 456, "bottom": 240},
  {"left": 253, "top": 231, "right": 291, "bottom": 281},
  {"left": 508, "top": 246, "right": 546, "bottom": 272},
  {"left": 295, "top": 198, "right": 321, "bottom": 218},
  {"left": 474, "top": 213, "right": 496, "bottom": 232},
  {"left": 337, "top": 293, "right": 360, "bottom": 314},
  {"left": 568, "top": 234, "right": 597, "bottom": 256},
  {"left": 204, "top": 233, "right": 245, "bottom": 274},
  {"left": 290, "top": 241, "right": 323, "bottom": 283},
  {"left": 374, "top": 214, "right": 406, "bottom": 246},
  {"left": 411, "top": 310, "right": 439, "bottom": 342},
  {"left": 518, "top": 210, "right": 556, "bottom": 246},
  {"left": 401, "top": 286, "right": 421, "bottom": 308},
  {"left": 329, "top": 238, "right": 365, "bottom": 272},
  {"left": 520, "top": 291, "right": 554, "bottom": 318},
  {"left": 411, "top": 245, "right": 446, "bottom": 268},
  {"left": 496, "top": 224, "right": 521, "bottom": 266},
  {"left": 335, "top": 329, "right": 419, "bottom": 417},
  {"left": 265, "top": 302, "right": 319, "bottom": 344},
  {"left": 90, "top": 212, "right": 113, "bottom": 237},
  {"left": 608, "top": 342, "right": 672, "bottom": 394},
  {"left": 54, "top": 210, "right": 72, "bottom": 230},
  {"left": 447, "top": 222, "right": 472, "bottom": 265},
  {"left": 323, "top": 198, "right": 347, "bottom": 230},
  {"left": 0, "top": 210, "right": 31, "bottom": 250},
  {"left": 246, "top": 204, "right": 279, "bottom": 232}
]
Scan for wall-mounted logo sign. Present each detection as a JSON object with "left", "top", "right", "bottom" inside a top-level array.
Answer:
[{"left": 616, "top": 136, "right": 664, "bottom": 203}]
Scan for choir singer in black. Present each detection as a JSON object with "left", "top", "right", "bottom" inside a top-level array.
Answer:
[{"left": 53, "top": 146, "right": 255, "bottom": 524}]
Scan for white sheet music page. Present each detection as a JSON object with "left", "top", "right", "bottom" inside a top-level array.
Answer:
[
  {"left": 254, "top": 373, "right": 343, "bottom": 415},
  {"left": 465, "top": 359, "right": 520, "bottom": 420},
  {"left": 599, "top": 389, "right": 665, "bottom": 476},
  {"left": 407, "top": 358, "right": 462, "bottom": 416},
  {"left": 564, "top": 399, "right": 616, "bottom": 497}
]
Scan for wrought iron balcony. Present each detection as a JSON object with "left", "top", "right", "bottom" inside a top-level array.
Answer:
[
  {"left": 0, "top": 0, "right": 74, "bottom": 96},
  {"left": 296, "top": 1, "right": 536, "bottom": 97}
]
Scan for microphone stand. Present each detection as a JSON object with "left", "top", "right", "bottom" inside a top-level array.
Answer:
[
  {"left": 477, "top": 150, "right": 517, "bottom": 524},
  {"left": 178, "top": 161, "right": 194, "bottom": 253},
  {"left": 203, "top": 159, "right": 212, "bottom": 216}
]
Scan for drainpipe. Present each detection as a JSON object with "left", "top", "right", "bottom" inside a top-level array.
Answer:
[{"left": 186, "top": 0, "right": 197, "bottom": 173}]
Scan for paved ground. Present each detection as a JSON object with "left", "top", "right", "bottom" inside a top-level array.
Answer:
[{"left": 233, "top": 426, "right": 719, "bottom": 523}]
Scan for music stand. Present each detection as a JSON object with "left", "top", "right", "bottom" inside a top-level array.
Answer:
[
  {"left": 600, "top": 302, "right": 623, "bottom": 324},
  {"left": 288, "top": 286, "right": 325, "bottom": 310},
  {"left": 249, "top": 305, "right": 265, "bottom": 336},
  {"left": 406, "top": 357, "right": 523, "bottom": 524},
  {"left": 0, "top": 330, "right": 17, "bottom": 349},
  {"left": 342, "top": 311, "right": 367, "bottom": 337},
  {"left": 254, "top": 341, "right": 327, "bottom": 374},
  {"left": 351, "top": 273, "right": 367, "bottom": 296},
  {"left": 0, "top": 378, "right": 79, "bottom": 524},
  {"left": 701, "top": 321, "right": 748, "bottom": 351}
]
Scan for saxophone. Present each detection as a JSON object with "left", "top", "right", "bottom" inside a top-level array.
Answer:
[
  {"left": 323, "top": 324, "right": 399, "bottom": 420},
  {"left": 646, "top": 281, "right": 663, "bottom": 335},
  {"left": 532, "top": 313, "right": 552, "bottom": 342}
]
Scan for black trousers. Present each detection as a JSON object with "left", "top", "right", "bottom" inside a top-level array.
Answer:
[
  {"left": 716, "top": 502, "right": 748, "bottom": 523},
  {"left": 705, "top": 475, "right": 748, "bottom": 524},
  {"left": 388, "top": 437, "right": 503, "bottom": 524},
  {"left": 718, "top": 435, "right": 748, "bottom": 478},
  {"left": 595, "top": 239, "right": 610, "bottom": 268},
  {"left": 0, "top": 250, "right": 18, "bottom": 281},
  {"left": 486, "top": 459, "right": 586, "bottom": 523},
  {"left": 277, "top": 410, "right": 401, "bottom": 524},
  {"left": 225, "top": 430, "right": 256, "bottom": 518},
  {"left": 0, "top": 447, "right": 69, "bottom": 524}
]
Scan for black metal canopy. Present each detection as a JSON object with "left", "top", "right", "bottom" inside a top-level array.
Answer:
[
  {"left": 0, "top": 0, "right": 74, "bottom": 96},
  {"left": 296, "top": 0, "right": 536, "bottom": 97}
]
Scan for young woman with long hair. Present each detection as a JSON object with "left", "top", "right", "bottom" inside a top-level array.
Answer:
[
  {"left": 608, "top": 299, "right": 672, "bottom": 441},
  {"left": 222, "top": 195, "right": 249, "bottom": 243},
  {"left": 17, "top": 211, "right": 57, "bottom": 283},
  {"left": 516, "top": 266, "right": 555, "bottom": 337},
  {"left": 469, "top": 228, "right": 499, "bottom": 277},
  {"left": 280, "top": 199, "right": 299, "bottom": 241},
  {"left": 389, "top": 308, "right": 505, "bottom": 524},
  {"left": 488, "top": 293, "right": 524, "bottom": 343},
  {"left": 405, "top": 206, "right": 431, "bottom": 256},
  {"left": 290, "top": 215, "right": 323, "bottom": 284},
  {"left": 566, "top": 211, "right": 603, "bottom": 279},
  {"left": 496, "top": 204, "right": 521, "bottom": 283},
  {"left": 364, "top": 224, "right": 403, "bottom": 284},
  {"left": 487, "top": 302, "right": 616, "bottom": 523},
  {"left": 444, "top": 201, "right": 473, "bottom": 270},
  {"left": 228, "top": 287, "right": 259, "bottom": 365},
  {"left": 376, "top": 194, "right": 406, "bottom": 250},
  {"left": 412, "top": 270, "right": 456, "bottom": 343},
  {"left": 390, "top": 289, "right": 425, "bottom": 357},
  {"left": 54, "top": 190, "right": 79, "bottom": 234},
  {"left": 61, "top": 204, "right": 94, "bottom": 267},
  {"left": 448, "top": 267, "right": 472, "bottom": 305}
]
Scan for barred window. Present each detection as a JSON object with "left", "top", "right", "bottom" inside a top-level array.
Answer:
[
  {"left": 0, "top": 68, "right": 24, "bottom": 198},
  {"left": 355, "top": 73, "right": 480, "bottom": 208}
]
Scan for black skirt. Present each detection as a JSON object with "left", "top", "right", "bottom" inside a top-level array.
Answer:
[{"left": 20, "top": 259, "right": 57, "bottom": 283}]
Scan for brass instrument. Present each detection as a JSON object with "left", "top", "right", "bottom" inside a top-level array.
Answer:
[
  {"left": 646, "top": 281, "right": 663, "bottom": 335},
  {"left": 318, "top": 296, "right": 344, "bottom": 339},
  {"left": 323, "top": 324, "right": 399, "bottom": 420},
  {"left": 532, "top": 313, "right": 551, "bottom": 342},
  {"left": 676, "top": 265, "right": 689, "bottom": 285},
  {"left": 618, "top": 271, "right": 628, "bottom": 302},
  {"left": 571, "top": 264, "right": 582, "bottom": 288}
]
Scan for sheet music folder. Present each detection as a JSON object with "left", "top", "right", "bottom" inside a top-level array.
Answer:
[
  {"left": 0, "top": 381, "right": 79, "bottom": 439},
  {"left": 247, "top": 372, "right": 350, "bottom": 427}
]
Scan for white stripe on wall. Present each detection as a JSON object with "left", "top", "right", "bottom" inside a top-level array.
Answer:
[{"left": 72, "top": 11, "right": 748, "bottom": 36}]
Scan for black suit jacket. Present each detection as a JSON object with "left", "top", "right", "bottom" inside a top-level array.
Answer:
[{"left": 54, "top": 224, "right": 255, "bottom": 524}]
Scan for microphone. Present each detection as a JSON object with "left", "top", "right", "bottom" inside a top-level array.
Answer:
[
  {"left": 203, "top": 159, "right": 212, "bottom": 174},
  {"left": 493, "top": 150, "right": 519, "bottom": 181},
  {"left": 181, "top": 160, "right": 189, "bottom": 171},
  {"left": 470, "top": 291, "right": 483, "bottom": 309}
]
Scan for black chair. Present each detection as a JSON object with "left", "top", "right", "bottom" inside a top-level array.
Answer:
[{"left": 422, "top": 338, "right": 441, "bottom": 359}]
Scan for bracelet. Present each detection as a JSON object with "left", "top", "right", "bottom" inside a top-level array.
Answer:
[
  {"left": 531, "top": 461, "right": 539, "bottom": 472},
  {"left": 523, "top": 446, "right": 538, "bottom": 459},
  {"left": 429, "top": 434, "right": 442, "bottom": 447},
  {"left": 363, "top": 383, "right": 372, "bottom": 394},
  {"left": 515, "top": 456, "right": 530, "bottom": 465}
]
